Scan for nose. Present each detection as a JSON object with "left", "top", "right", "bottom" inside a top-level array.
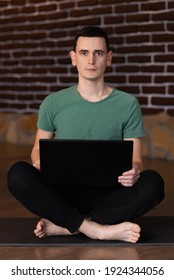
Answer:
[{"left": 88, "top": 53, "right": 96, "bottom": 64}]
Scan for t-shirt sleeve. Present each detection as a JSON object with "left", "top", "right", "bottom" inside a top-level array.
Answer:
[
  {"left": 37, "top": 94, "right": 55, "bottom": 132},
  {"left": 123, "top": 97, "right": 145, "bottom": 138}
]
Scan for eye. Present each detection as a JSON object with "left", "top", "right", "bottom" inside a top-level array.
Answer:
[
  {"left": 95, "top": 51, "right": 104, "bottom": 56},
  {"left": 79, "top": 50, "right": 88, "bottom": 56}
]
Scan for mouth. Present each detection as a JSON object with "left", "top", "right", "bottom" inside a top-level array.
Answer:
[{"left": 86, "top": 69, "right": 97, "bottom": 71}]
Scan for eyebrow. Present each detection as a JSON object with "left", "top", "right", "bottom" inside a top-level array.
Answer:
[{"left": 79, "top": 49, "right": 105, "bottom": 53}]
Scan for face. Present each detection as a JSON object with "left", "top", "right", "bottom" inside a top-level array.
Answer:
[{"left": 70, "top": 37, "right": 112, "bottom": 81}]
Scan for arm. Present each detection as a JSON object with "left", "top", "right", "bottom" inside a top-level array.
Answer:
[
  {"left": 118, "top": 137, "right": 143, "bottom": 187},
  {"left": 31, "top": 128, "right": 54, "bottom": 170}
]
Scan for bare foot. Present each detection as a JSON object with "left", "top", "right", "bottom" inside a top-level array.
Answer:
[
  {"left": 79, "top": 219, "right": 141, "bottom": 243},
  {"left": 34, "top": 218, "right": 74, "bottom": 238},
  {"left": 100, "top": 222, "right": 141, "bottom": 243}
]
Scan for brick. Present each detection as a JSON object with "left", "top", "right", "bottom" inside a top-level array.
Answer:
[
  {"left": 2, "top": 86, "right": 30, "bottom": 92},
  {"left": 141, "top": 1, "right": 165, "bottom": 11},
  {"left": 115, "top": 4, "right": 138, "bottom": 13},
  {"left": 3, "top": 42, "right": 38, "bottom": 49},
  {"left": 105, "top": 75, "right": 126, "bottom": 84},
  {"left": 3, "top": 60, "right": 19, "bottom": 66},
  {"left": 19, "top": 76, "right": 56, "bottom": 83},
  {"left": 143, "top": 86, "right": 165, "bottom": 94},
  {"left": 116, "top": 65, "right": 139, "bottom": 72},
  {"left": 140, "top": 65, "right": 164, "bottom": 73},
  {"left": 0, "top": 1, "right": 9, "bottom": 7},
  {"left": 58, "top": 58, "right": 71, "bottom": 64},
  {"left": 167, "top": 44, "right": 174, "bottom": 52},
  {"left": 169, "top": 86, "right": 174, "bottom": 95},
  {"left": 3, "top": 8, "right": 19, "bottom": 16},
  {"left": 77, "top": 0, "right": 98, "bottom": 7},
  {"left": 152, "top": 97, "right": 174, "bottom": 106},
  {"left": 155, "top": 76, "right": 174, "bottom": 83},
  {"left": 31, "top": 68, "right": 48, "bottom": 74},
  {"left": 38, "top": 4, "right": 57, "bottom": 12},
  {"left": 139, "top": 23, "right": 164, "bottom": 33},
  {"left": 77, "top": 18, "right": 100, "bottom": 26},
  {"left": 129, "top": 76, "right": 151, "bottom": 83},
  {"left": 60, "top": 76, "right": 78, "bottom": 84},
  {"left": 49, "top": 67, "right": 68, "bottom": 74},
  {"left": 49, "top": 85, "right": 64, "bottom": 92},
  {"left": 70, "top": 67, "right": 78, "bottom": 74},
  {"left": 110, "top": 36, "right": 124, "bottom": 45},
  {"left": 9, "top": 67, "right": 29, "bottom": 74},
  {"left": 115, "top": 45, "right": 164, "bottom": 54},
  {"left": 14, "top": 104, "right": 28, "bottom": 110},
  {"left": 115, "top": 25, "right": 138, "bottom": 34},
  {"left": 128, "top": 56, "right": 151, "bottom": 63},
  {"left": 0, "top": 51, "right": 10, "bottom": 59},
  {"left": 126, "top": 14, "right": 149, "bottom": 23},
  {"left": 153, "top": 34, "right": 174, "bottom": 43},
  {"left": 60, "top": 2, "right": 74, "bottom": 9},
  {"left": 169, "top": 1, "right": 174, "bottom": 9},
  {"left": 40, "top": 41, "right": 56, "bottom": 48},
  {"left": 70, "top": 9, "right": 88, "bottom": 17},
  {"left": 167, "top": 65, "right": 174, "bottom": 73},
  {"left": 167, "top": 109, "right": 174, "bottom": 116},
  {"left": 28, "top": 0, "right": 43, "bottom": 4},
  {"left": 1, "top": 77, "right": 18, "bottom": 83},
  {"left": 141, "top": 108, "right": 164, "bottom": 115},
  {"left": 57, "top": 40, "right": 73, "bottom": 48},
  {"left": 21, "top": 6, "right": 35, "bottom": 13},
  {"left": 11, "top": 0, "right": 27, "bottom": 5},
  {"left": 91, "top": 6, "right": 112, "bottom": 15},
  {"left": 105, "top": 15, "right": 123, "bottom": 25},
  {"left": 29, "top": 103, "right": 40, "bottom": 110},
  {"left": 29, "top": 50, "right": 47, "bottom": 57},
  {"left": 126, "top": 35, "right": 150, "bottom": 44},
  {"left": 1, "top": 32, "right": 45, "bottom": 42},
  {"left": 167, "top": 23, "right": 174, "bottom": 32},
  {"left": 28, "top": 13, "right": 47, "bottom": 22},
  {"left": 16, "top": 94, "right": 34, "bottom": 101},
  {"left": 30, "top": 86, "right": 47, "bottom": 91},
  {"left": 0, "top": 93, "right": 16, "bottom": 99},
  {"left": 49, "top": 50, "right": 67, "bottom": 56},
  {"left": 0, "top": 15, "right": 28, "bottom": 24},
  {"left": 100, "top": 0, "right": 121, "bottom": 4},
  {"left": 155, "top": 55, "right": 174, "bottom": 63},
  {"left": 137, "top": 96, "right": 148, "bottom": 105},
  {"left": 118, "top": 86, "right": 140, "bottom": 94},
  {"left": 45, "top": 11, "right": 67, "bottom": 21},
  {"left": 112, "top": 56, "right": 125, "bottom": 64},
  {"left": 22, "top": 59, "right": 55, "bottom": 65},
  {"left": 0, "top": 102, "right": 8, "bottom": 109},
  {"left": 152, "top": 11, "right": 174, "bottom": 21},
  {"left": 13, "top": 51, "right": 29, "bottom": 57}
]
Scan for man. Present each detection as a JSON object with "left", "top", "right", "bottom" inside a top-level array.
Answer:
[{"left": 8, "top": 26, "right": 164, "bottom": 243}]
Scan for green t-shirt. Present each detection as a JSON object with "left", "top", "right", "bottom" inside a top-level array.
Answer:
[{"left": 37, "top": 85, "right": 145, "bottom": 140}]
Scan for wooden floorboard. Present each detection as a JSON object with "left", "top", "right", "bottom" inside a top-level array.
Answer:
[{"left": 0, "top": 143, "right": 174, "bottom": 260}]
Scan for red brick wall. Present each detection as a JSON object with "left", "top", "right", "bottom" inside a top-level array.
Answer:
[{"left": 0, "top": 0, "right": 174, "bottom": 115}]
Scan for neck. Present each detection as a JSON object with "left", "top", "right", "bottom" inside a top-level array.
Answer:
[{"left": 77, "top": 80, "right": 111, "bottom": 102}]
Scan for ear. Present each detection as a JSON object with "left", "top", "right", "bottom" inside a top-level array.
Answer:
[
  {"left": 69, "top": 50, "right": 76, "bottom": 66},
  {"left": 106, "top": 50, "right": 112, "bottom": 66}
]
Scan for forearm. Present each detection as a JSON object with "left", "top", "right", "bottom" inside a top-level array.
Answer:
[
  {"left": 133, "top": 161, "right": 144, "bottom": 172},
  {"left": 31, "top": 147, "right": 40, "bottom": 163},
  {"left": 31, "top": 147, "right": 41, "bottom": 170}
]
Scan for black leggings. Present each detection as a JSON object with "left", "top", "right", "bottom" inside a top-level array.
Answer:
[{"left": 7, "top": 161, "right": 164, "bottom": 233}]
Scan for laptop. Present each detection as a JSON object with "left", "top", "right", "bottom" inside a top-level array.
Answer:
[{"left": 39, "top": 139, "right": 133, "bottom": 186}]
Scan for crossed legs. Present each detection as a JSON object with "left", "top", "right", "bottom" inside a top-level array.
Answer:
[
  {"left": 34, "top": 218, "right": 141, "bottom": 243},
  {"left": 8, "top": 161, "right": 164, "bottom": 243}
]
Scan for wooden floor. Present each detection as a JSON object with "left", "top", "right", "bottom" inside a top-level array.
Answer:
[{"left": 0, "top": 143, "right": 174, "bottom": 260}]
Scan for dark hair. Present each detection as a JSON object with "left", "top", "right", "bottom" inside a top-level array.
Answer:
[{"left": 73, "top": 26, "right": 110, "bottom": 52}]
